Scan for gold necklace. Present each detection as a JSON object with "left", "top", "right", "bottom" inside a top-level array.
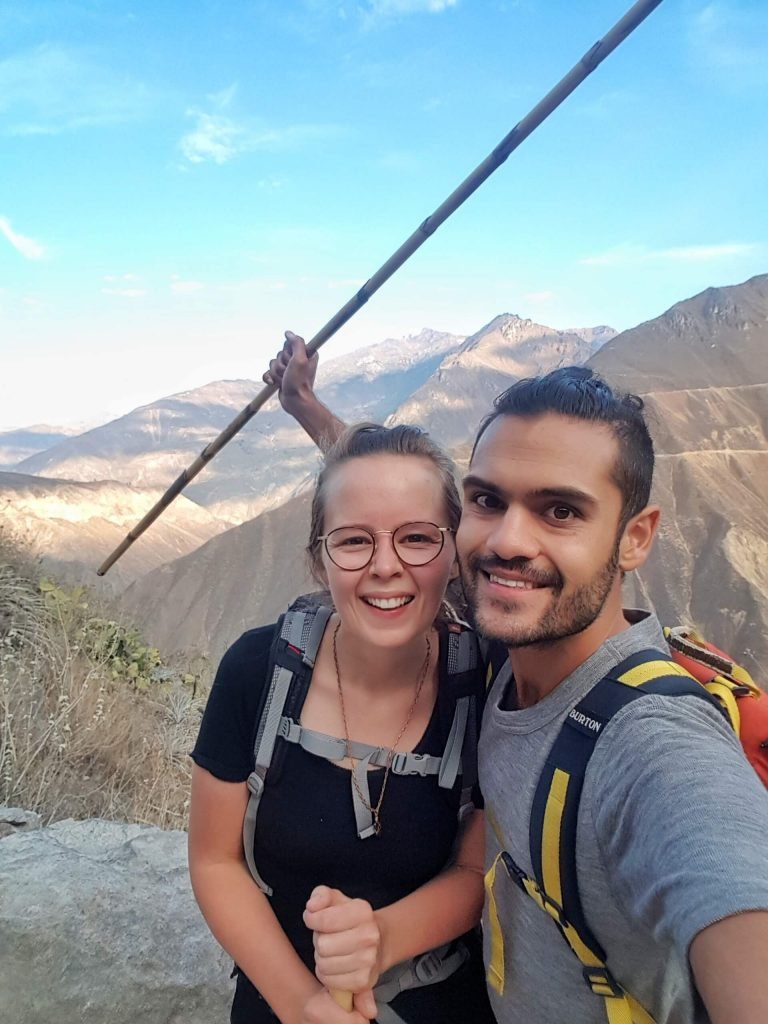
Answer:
[{"left": 333, "top": 622, "right": 432, "bottom": 836}]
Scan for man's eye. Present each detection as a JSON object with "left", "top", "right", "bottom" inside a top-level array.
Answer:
[
  {"left": 549, "top": 505, "right": 576, "bottom": 522},
  {"left": 470, "top": 492, "right": 502, "bottom": 511}
]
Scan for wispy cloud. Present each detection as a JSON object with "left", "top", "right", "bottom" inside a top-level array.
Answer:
[
  {"left": 101, "top": 273, "right": 145, "bottom": 298},
  {"left": 180, "top": 84, "right": 343, "bottom": 165},
  {"left": 367, "top": 0, "right": 457, "bottom": 13},
  {"left": 579, "top": 242, "right": 759, "bottom": 268},
  {"left": 689, "top": 3, "right": 768, "bottom": 87},
  {"left": 0, "top": 43, "right": 156, "bottom": 135},
  {"left": 101, "top": 287, "right": 146, "bottom": 298},
  {"left": 170, "top": 275, "right": 204, "bottom": 295},
  {"left": 0, "top": 215, "right": 46, "bottom": 260},
  {"left": 297, "top": 0, "right": 456, "bottom": 30}
]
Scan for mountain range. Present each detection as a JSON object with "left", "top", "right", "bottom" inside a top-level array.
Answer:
[
  {"left": 118, "top": 274, "right": 767, "bottom": 679},
  {"left": 4, "top": 273, "right": 766, "bottom": 678},
  {"left": 5, "top": 318, "right": 614, "bottom": 581},
  {"left": 12, "top": 329, "right": 467, "bottom": 524}
]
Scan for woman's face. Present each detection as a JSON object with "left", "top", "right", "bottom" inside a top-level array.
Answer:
[{"left": 318, "top": 453, "right": 457, "bottom": 650}]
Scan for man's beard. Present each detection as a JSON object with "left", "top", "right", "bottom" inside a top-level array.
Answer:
[{"left": 460, "top": 546, "right": 620, "bottom": 649}]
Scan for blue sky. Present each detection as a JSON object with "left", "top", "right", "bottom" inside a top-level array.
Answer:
[{"left": 2, "top": 0, "right": 767, "bottom": 431}]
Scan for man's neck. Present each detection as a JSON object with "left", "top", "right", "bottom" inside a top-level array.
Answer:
[{"left": 508, "top": 602, "right": 633, "bottom": 708}]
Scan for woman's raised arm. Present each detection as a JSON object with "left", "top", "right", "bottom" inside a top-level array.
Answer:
[{"left": 264, "top": 331, "right": 347, "bottom": 448}]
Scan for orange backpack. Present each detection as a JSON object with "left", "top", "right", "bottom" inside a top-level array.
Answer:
[{"left": 664, "top": 626, "right": 768, "bottom": 786}]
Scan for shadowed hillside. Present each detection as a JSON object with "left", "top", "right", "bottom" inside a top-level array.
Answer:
[{"left": 0, "top": 473, "right": 227, "bottom": 590}]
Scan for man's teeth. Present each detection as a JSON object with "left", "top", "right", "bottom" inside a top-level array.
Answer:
[
  {"left": 365, "top": 596, "right": 413, "bottom": 610},
  {"left": 489, "top": 574, "right": 537, "bottom": 590}
]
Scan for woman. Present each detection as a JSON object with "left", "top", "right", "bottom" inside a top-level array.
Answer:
[{"left": 188, "top": 422, "right": 495, "bottom": 1024}]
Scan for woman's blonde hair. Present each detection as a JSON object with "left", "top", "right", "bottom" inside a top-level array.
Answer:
[{"left": 307, "top": 423, "right": 461, "bottom": 584}]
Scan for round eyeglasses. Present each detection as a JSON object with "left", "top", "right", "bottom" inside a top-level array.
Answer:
[{"left": 318, "top": 522, "right": 453, "bottom": 571}]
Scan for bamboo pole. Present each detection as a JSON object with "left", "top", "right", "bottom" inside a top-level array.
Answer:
[{"left": 97, "top": 0, "right": 664, "bottom": 576}]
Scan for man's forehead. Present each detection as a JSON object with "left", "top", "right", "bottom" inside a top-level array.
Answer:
[{"left": 468, "top": 412, "right": 620, "bottom": 487}]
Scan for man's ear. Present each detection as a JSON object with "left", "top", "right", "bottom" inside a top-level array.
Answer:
[{"left": 618, "top": 504, "right": 661, "bottom": 572}]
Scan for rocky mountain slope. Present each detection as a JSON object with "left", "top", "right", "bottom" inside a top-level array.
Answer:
[
  {"left": 589, "top": 273, "right": 768, "bottom": 392},
  {"left": 123, "top": 493, "right": 316, "bottom": 657},
  {"left": 122, "top": 275, "right": 768, "bottom": 678},
  {"left": 0, "top": 472, "right": 227, "bottom": 590},
  {"left": 391, "top": 316, "right": 609, "bottom": 449},
  {"left": 589, "top": 275, "right": 768, "bottom": 673}
]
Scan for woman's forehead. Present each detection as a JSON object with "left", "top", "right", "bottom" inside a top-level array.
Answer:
[{"left": 322, "top": 454, "right": 446, "bottom": 518}]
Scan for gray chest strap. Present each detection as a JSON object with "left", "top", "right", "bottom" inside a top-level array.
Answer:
[
  {"left": 278, "top": 705, "right": 470, "bottom": 839},
  {"left": 372, "top": 940, "right": 471, "bottom": 1023}
]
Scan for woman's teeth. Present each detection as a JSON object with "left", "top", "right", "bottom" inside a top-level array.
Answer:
[{"left": 364, "top": 596, "right": 413, "bottom": 610}]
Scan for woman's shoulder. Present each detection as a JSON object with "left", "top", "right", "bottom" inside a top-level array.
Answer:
[
  {"left": 223, "top": 622, "right": 277, "bottom": 665},
  {"left": 210, "top": 623, "right": 279, "bottom": 706}
]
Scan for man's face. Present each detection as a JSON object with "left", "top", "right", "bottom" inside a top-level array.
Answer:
[{"left": 457, "top": 412, "right": 626, "bottom": 648}]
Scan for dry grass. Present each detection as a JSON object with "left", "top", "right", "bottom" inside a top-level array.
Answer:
[{"left": 0, "top": 537, "right": 209, "bottom": 829}]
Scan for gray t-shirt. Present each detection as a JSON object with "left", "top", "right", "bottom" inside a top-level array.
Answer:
[{"left": 479, "top": 612, "right": 768, "bottom": 1024}]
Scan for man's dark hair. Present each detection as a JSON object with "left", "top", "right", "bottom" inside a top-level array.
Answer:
[{"left": 472, "top": 366, "right": 654, "bottom": 527}]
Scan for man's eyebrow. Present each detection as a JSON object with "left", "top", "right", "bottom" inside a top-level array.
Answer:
[
  {"left": 530, "top": 487, "right": 597, "bottom": 507},
  {"left": 461, "top": 474, "right": 502, "bottom": 494}
]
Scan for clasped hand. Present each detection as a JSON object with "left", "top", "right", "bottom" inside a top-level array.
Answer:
[{"left": 302, "top": 885, "right": 382, "bottom": 1022}]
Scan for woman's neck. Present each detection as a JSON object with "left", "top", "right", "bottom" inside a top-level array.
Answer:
[{"left": 332, "top": 621, "right": 435, "bottom": 695}]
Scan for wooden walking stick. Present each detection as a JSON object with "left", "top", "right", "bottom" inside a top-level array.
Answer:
[
  {"left": 331, "top": 990, "right": 354, "bottom": 1011},
  {"left": 97, "top": 0, "right": 664, "bottom": 577}
]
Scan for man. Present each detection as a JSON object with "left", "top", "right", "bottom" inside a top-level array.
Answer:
[{"left": 266, "top": 333, "right": 768, "bottom": 1023}]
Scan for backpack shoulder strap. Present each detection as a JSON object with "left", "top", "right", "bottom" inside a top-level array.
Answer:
[
  {"left": 437, "top": 624, "right": 482, "bottom": 811},
  {"left": 242, "top": 605, "right": 333, "bottom": 894}
]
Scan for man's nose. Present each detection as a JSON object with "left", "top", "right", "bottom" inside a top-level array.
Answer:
[{"left": 486, "top": 508, "right": 540, "bottom": 561}]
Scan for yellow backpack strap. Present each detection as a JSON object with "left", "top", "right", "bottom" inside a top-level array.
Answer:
[
  {"left": 484, "top": 852, "right": 506, "bottom": 994},
  {"left": 704, "top": 677, "right": 742, "bottom": 734}
]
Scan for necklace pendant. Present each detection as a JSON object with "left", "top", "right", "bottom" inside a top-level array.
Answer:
[{"left": 373, "top": 813, "right": 382, "bottom": 836}]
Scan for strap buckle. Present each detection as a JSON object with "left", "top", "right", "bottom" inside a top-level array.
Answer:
[
  {"left": 499, "top": 851, "right": 527, "bottom": 888},
  {"left": 499, "top": 853, "right": 568, "bottom": 926},
  {"left": 414, "top": 951, "right": 441, "bottom": 983},
  {"left": 582, "top": 966, "right": 625, "bottom": 999},
  {"left": 391, "top": 751, "right": 427, "bottom": 775},
  {"left": 246, "top": 768, "right": 266, "bottom": 797}
]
